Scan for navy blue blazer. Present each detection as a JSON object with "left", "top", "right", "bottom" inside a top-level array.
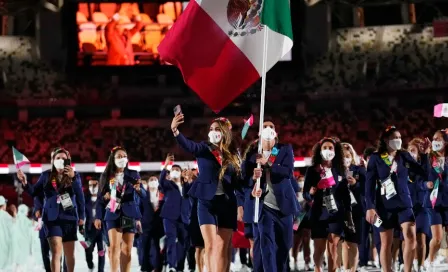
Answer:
[
  {"left": 138, "top": 191, "right": 156, "bottom": 232},
  {"left": 428, "top": 158, "right": 448, "bottom": 208},
  {"left": 24, "top": 170, "right": 85, "bottom": 222},
  {"left": 175, "top": 132, "right": 242, "bottom": 201},
  {"left": 408, "top": 173, "right": 429, "bottom": 209},
  {"left": 238, "top": 155, "right": 255, "bottom": 223},
  {"left": 347, "top": 165, "right": 367, "bottom": 214},
  {"left": 33, "top": 195, "right": 46, "bottom": 239},
  {"left": 243, "top": 144, "right": 299, "bottom": 217},
  {"left": 303, "top": 166, "right": 351, "bottom": 221},
  {"left": 99, "top": 168, "right": 147, "bottom": 221},
  {"left": 84, "top": 192, "right": 102, "bottom": 233},
  {"left": 159, "top": 169, "right": 192, "bottom": 224},
  {"left": 365, "top": 151, "right": 429, "bottom": 211}
]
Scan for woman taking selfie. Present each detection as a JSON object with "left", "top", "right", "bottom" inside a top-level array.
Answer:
[
  {"left": 365, "top": 126, "right": 430, "bottom": 272},
  {"left": 94, "top": 146, "right": 146, "bottom": 272},
  {"left": 171, "top": 112, "right": 241, "bottom": 272},
  {"left": 17, "top": 147, "right": 85, "bottom": 272}
]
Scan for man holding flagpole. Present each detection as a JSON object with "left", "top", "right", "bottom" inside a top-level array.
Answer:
[{"left": 246, "top": 120, "right": 299, "bottom": 272}]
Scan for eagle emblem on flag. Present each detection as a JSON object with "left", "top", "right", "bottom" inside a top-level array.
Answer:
[{"left": 227, "top": 0, "right": 263, "bottom": 36}]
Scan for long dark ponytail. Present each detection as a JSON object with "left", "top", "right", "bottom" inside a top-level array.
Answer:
[{"left": 99, "top": 146, "right": 128, "bottom": 194}]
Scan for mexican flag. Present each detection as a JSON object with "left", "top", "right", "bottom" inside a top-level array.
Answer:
[
  {"left": 158, "top": 0, "right": 293, "bottom": 113},
  {"left": 12, "top": 147, "right": 30, "bottom": 169}
]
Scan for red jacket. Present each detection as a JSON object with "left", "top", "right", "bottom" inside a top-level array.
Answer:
[{"left": 105, "top": 19, "right": 143, "bottom": 65}]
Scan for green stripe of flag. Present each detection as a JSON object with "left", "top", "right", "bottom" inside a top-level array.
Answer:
[{"left": 261, "top": 0, "right": 293, "bottom": 40}]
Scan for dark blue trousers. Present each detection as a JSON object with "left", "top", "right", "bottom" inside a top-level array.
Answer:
[
  {"left": 84, "top": 229, "right": 105, "bottom": 272},
  {"left": 258, "top": 205, "right": 293, "bottom": 272},
  {"left": 139, "top": 231, "right": 162, "bottom": 271},
  {"left": 252, "top": 223, "right": 263, "bottom": 272},
  {"left": 40, "top": 238, "right": 67, "bottom": 272},
  {"left": 359, "top": 216, "right": 371, "bottom": 266},
  {"left": 163, "top": 218, "right": 189, "bottom": 270}
]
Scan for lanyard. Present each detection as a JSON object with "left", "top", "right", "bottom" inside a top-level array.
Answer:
[
  {"left": 429, "top": 157, "right": 442, "bottom": 208},
  {"left": 381, "top": 153, "right": 397, "bottom": 173}
]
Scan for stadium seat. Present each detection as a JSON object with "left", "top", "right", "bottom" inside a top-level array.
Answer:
[
  {"left": 92, "top": 12, "right": 109, "bottom": 25},
  {"left": 139, "top": 13, "right": 152, "bottom": 24},
  {"left": 99, "top": 3, "right": 117, "bottom": 19},
  {"left": 144, "top": 24, "right": 162, "bottom": 54},
  {"left": 159, "top": 2, "right": 182, "bottom": 21},
  {"left": 76, "top": 12, "right": 88, "bottom": 24},
  {"left": 78, "top": 22, "right": 98, "bottom": 53},
  {"left": 156, "top": 13, "right": 174, "bottom": 27}
]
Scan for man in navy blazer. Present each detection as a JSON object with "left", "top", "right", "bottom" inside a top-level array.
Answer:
[
  {"left": 159, "top": 154, "right": 192, "bottom": 272},
  {"left": 250, "top": 120, "right": 299, "bottom": 272},
  {"left": 83, "top": 177, "right": 105, "bottom": 272},
  {"left": 138, "top": 175, "right": 164, "bottom": 272}
]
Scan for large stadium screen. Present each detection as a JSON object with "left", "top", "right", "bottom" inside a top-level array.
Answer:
[{"left": 76, "top": 1, "right": 291, "bottom": 67}]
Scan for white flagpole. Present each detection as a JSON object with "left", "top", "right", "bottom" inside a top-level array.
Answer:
[{"left": 254, "top": 26, "right": 269, "bottom": 224}]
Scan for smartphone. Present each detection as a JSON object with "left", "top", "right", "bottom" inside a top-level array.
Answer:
[
  {"left": 64, "top": 159, "right": 71, "bottom": 167},
  {"left": 348, "top": 171, "right": 353, "bottom": 177},
  {"left": 373, "top": 216, "right": 383, "bottom": 228},
  {"left": 173, "top": 105, "right": 182, "bottom": 116}
]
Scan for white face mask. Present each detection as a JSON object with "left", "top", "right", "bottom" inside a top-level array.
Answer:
[
  {"left": 89, "top": 186, "right": 98, "bottom": 195},
  {"left": 53, "top": 159, "right": 65, "bottom": 170},
  {"left": 115, "top": 157, "right": 128, "bottom": 168},
  {"left": 298, "top": 181, "right": 304, "bottom": 188},
  {"left": 388, "top": 139, "right": 402, "bottom": 151},
  {"left": 170, "top": 170, "right": 181, "bottom": 179},
  {"left": 142, "top": 184, "right": 148, "bottom": 191},
  {"left": 432, "top": 140, "right": 444, "bottom": 152},
  {"left": 91, "top": 196, "right": 97, "bottom": 202},
  {"left": 410, "top": 152, "right": 418, "bottom": 160},
  {"left": 344, "top": 158, "right": 352, "bottom": 167},
  {"left": 321, "top": 150, "right": 335, "bottom": 161},
  {"left": 208, "top": 131, "right": 222, "bottom": 144},
  {"left": 261, "top": 127, "right": 277, "bottom": 141},
  {"left": 149, "top": 180, "right": 159, "bottom": 189}
]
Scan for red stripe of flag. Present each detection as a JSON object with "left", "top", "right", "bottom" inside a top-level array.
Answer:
[{"left": 158, "top": 1, "right": 259, "bottom": 113}]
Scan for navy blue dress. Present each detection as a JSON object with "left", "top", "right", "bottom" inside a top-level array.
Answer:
[
  {"left": 175, "top": 132, "right": 241, "bottom": 230},
  {"left": 303, "top": 166, "right": 352, "bottom": 239},
  {"left": 365, "top": 151, "right": 429, "bottom": 231},
  {"left": 24, "top": 170, "right": 85, "bottom": 242}
]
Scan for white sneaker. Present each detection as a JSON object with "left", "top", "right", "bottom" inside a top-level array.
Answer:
[
  {"left": 230, "top": 262, "right": 237, "bottom": 272},
  {"left": 418, "top": 266, "right": 427, "bottom": 272},
  {"left": 359, "top": 266, "right": 369, "bottom": 272},
  {"left": 424, "top": 260, "right": 435, "bottom": 272},
  {"left": 304, "top": 263, "right": 314, "bottom": 271},
  {"left": 374, "top": 260, "right": 381, "bottom": 268},
  {"left": 240, "top": 264, "right": 251, "bottom": 272},
  {"left": 292, "top": 262, "right": 299, "bottom": 271},
  {"left": 394, "top": 262, "right": 400, "bottom": 271},
  {"left": 399, "top": 264, "right": 405, "bottom": 272}
]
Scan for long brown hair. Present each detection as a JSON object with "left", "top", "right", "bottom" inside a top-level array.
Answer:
[
  {"left": 311, "top": 137, "right": 345, "bottom": 175},
  {"left": 212, "top": 119, "right": 241, "bottom": 180},
  {"left": 99, "top": 146, "right": 128, "bottom": 194},
  {"left": 49, "top": 148, "right": 72, "bottom": 188}
]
